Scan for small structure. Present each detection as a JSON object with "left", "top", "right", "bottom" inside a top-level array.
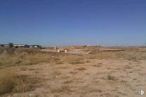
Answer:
[
  {"left": 30, "top": 45, "right": 42, "bottom": 49},
  {"left": 64, "top": 49, "right": 68, "bottom": 53},
  {"left": 57, "top": 48, "right": 68, "bottom": 53},
  {"left": 57, "top": 49, "right": 61, "bottom": 53}
]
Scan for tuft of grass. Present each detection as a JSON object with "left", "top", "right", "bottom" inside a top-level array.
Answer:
[{"left": 107, "top": 75, "right": 117, "bottom": 81}]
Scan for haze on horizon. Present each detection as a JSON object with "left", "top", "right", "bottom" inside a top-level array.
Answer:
[{"left": 0, "top": 0, "right": 146, "bottom": 46}]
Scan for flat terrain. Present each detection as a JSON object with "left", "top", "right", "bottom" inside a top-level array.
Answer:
[{"left": 0, "top": 46, "right": 146, "bottom": 97}]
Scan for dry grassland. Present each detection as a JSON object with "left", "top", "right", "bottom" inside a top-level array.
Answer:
[{"left": 0, "top": 47, "right": 146, "bottom": 97}]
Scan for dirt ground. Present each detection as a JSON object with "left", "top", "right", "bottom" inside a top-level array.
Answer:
[{"left": 1, "top": 47, "right": 146, "bottom": 97}]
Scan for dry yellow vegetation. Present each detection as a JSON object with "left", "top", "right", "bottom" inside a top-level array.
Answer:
[{"left": 0, "top": 47, "right": 146, "bottom": 97}]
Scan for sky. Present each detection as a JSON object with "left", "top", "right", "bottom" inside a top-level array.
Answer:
[{"left": 0, "top": 0, "right": 146, "bottom": 46}]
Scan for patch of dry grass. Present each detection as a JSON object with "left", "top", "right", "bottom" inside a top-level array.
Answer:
[
  {"left": 86, "top": 48, "right": 146, "bottom": 61},
  {"left": 0, "top": 69, "right": 17, "bottom": 95},
  {"left": 61, "top": 55, "right": 85, "bottom": 64},
  {"left": 51, "top": 85, "right": 73, "bottom": 93},
  {"left": 0, "top": 69, "right": 41, "bottom": 95},
  {"left": 1, "top": 48, "right": 146, "bottom": 68},
  {"left": 0, "top": 48, "right": 64, "bottom": 68}
]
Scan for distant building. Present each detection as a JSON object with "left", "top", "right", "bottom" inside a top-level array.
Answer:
[
  {"left": 0, "top": 44, "right": 9, "bottom": 47},
  {"left": 0, "top": 43, "right": 42, "bottom": 49},
  {"left": 0, "top": 44, "right": 4, "bottom": 47},
  {"left": 14, "top": 44, "right": 25, "bottom": 48}
]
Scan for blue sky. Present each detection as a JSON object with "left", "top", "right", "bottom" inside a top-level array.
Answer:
[{"left": 0, "top": 0, "right": 146, "bottom": 46}]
